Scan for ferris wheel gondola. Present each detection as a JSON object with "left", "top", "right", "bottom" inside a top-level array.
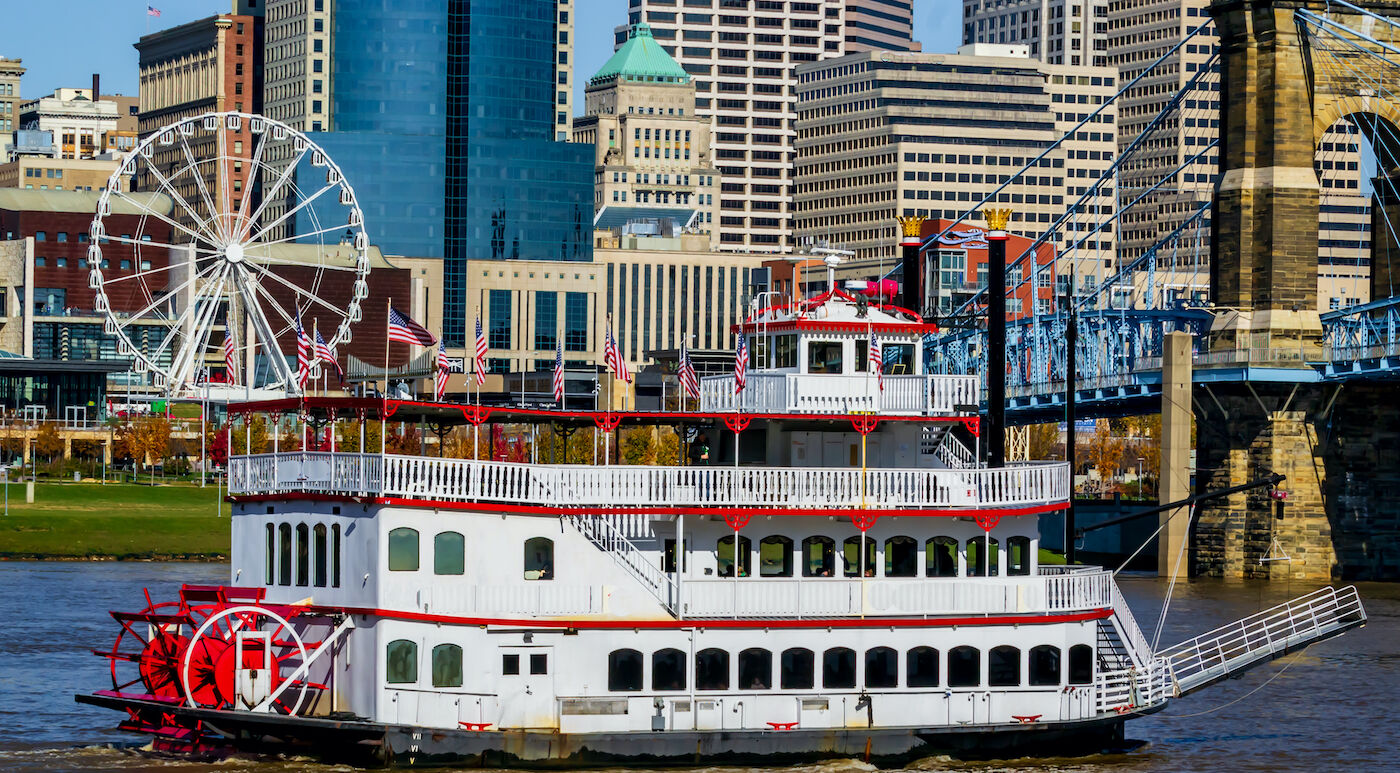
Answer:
[{"left": 90, "top": 112, "right": 369, "bottom": 396}]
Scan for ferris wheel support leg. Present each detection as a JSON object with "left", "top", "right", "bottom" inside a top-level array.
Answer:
[
  {"left": 232, "top": 267, "right": 302, "bottom": 394},
  {"left": 252, "top": 615, "right": 355, "bottom": 714}
]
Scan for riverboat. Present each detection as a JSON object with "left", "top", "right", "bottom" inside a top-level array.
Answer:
[{"left": 79, "top": 280, "right": 1367, "bottom": 767}]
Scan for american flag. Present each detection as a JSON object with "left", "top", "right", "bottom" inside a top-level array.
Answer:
[
  {"left": 295, "top": 318, "right": 312, "bottom": 389},
  {"left": 473, "top": 315, "right": 488, "bottom": 386},
  {"left": 603, "top": 318, "right": 632, "bottom": 383},
  {"left": 868, "top": 332, "right": 884, "bottom": 391},
  {"left": 147, "top": 5, "right": 161, "bottom": 17},
  {"left": 678, "top": 341, "right": 699, "bottom": 401},
  {"left": 435, "top": 341, "right": 450, "bottom": 401},
  {"left": 552, "top": 338, "right": 565, "bottom": 403},
  {"left": 734, "top": 332, "right": 748, "bottom": 394},
  {"left": 387, "top": 306, "right": 436, "bottom": 347},
  {"left": 222, "top": 331, "right": 237, "bottom": 385},
  {"left": 315, "top": 329, "right": 344, "bottom": 382}
]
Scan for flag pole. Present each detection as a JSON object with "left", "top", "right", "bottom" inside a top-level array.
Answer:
[{"left": 384, "top": 298, "right": 391, "bottom": 398}]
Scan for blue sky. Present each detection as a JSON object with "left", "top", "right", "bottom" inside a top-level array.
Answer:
[{"left": 3, "top": 0, "right": 956, "bottom": 105}]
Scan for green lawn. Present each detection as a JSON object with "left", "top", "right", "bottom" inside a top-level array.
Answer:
[{"left": 0, "top": 482, "right": 229, "bottom": 559}]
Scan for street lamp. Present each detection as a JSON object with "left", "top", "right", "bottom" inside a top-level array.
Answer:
[{"left": 1137, "top": 456, "right": 1145, "bottom": 498}]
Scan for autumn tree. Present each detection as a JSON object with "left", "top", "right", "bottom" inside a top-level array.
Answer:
[
  {"left": 34, "top": 422, "right": 63, "bottom": 461},
  {"left": 1027, "top": 422, "right": 1060, "bottom": 460},
  {"left": 335, "top": 418, "right": 383, "bottom": 453},
  {"left": 1082, "top": 420, "right": 1123, "bottom": 493},
  {"left": 231, "top": 416, "right": 270, "bottom": 455},
  {"left": 621, "top": 427, "right": 657, "bottom": 465},
  {"left": 120, "top": 416, "right": 172, "bottom": 483}
]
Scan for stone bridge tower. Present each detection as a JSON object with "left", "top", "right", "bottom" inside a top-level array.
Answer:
[{"left": 1197, "top": 0, "right": 1400, "bottom": 581}]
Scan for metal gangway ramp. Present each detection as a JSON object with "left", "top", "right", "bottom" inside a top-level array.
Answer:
[{"left": 1156, "top": 586, "right": 1367, "bottom": 697}]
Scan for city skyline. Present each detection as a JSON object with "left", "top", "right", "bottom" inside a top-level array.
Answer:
[{"left": 4, "top": 0, "right": 954, "bottom": 106}]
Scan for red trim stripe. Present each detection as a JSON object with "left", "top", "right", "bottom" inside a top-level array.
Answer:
[
  {"left": 229, "top": 493, "right": 1066, "bottom": 519},
  {"left": 321, "top": 606, "right": 1112, "bottom": 631}
]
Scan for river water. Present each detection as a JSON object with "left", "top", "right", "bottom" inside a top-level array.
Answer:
[{"left": 1, "top": 562, "right": 1394, "bottom": 772}]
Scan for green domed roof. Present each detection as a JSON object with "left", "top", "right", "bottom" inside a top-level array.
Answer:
[{"left": 590, "top": 23, "right": 690, "bottom": 86}]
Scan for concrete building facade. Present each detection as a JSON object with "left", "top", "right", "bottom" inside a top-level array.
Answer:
[
  {"left": 844, "top": 0, "right": 921, "bottom": 52},
  {"left": 793, "top": 48, "right": 1116, "bottom": 294},
  {"left": 0, "top": 156, "right": 127, "bottom": 193},
  {"left": 572, "top": 23, "right": 720, "bottom": 242},
  {"left": 0, "top": 58, "right": 24, "bottom": 158},
  {"left": 963, "top": 0, "right": 1110, "bottom": 67},
  {"left": 17, "top": 93, "right": 118, "bottom": 161},
  {"left": 621, "top": 0, "right": 853, "bottom": 253}
]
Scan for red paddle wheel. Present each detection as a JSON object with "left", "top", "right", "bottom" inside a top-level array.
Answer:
[{"left": 97, "top": 585, "right": 325, "bottom": 723}]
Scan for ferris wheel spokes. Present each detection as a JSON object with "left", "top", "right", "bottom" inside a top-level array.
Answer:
[
  {"left": 231, "top": 267, "right": 301, "bottom": 390},
  {"left": 167, "top": 266, "right": 232, "bottom": 390}
]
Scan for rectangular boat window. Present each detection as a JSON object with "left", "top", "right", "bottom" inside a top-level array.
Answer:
[
  {"left": 807, "top": 341, "right": 844, "bottom": 373},
  {"left": 882, "top": 343, "right": 914, "bottom": 374},
  {"left": 388, "top": 528, "right": 420, "bottom": 572},
  {"left": 502, "top": 654, "right": 520, "bottom": 675},
  {"left": 773, "top": 334, "right": 797, "bottom": 368},
  {"left": 663, "top": 539, "right": 687, "bottom": 572},
  {"left": 530, "top": 653, "right": 548, "bottom": 675}
]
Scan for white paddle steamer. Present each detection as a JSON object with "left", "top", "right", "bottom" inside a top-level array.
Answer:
[{"left": 81, "top": 285, "right": 1366, "bottom": 767}]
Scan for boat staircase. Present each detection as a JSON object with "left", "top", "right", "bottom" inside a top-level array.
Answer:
[
  {"left": 565, "top": 514, "right": 678, "bottom": 616},
  {"left": 1156, "top": 585, "right": 1367, "bottom": 697},
  {"left": 1100, "top": 580, "right": 1152, "bottom": 670},
  {"left": 922, "top": 426, "right": 977, "bottom": 469}
]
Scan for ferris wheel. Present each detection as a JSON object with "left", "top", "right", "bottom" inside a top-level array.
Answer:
[{"left": 90, "top": 112, "right": 370, "bottom": 396}]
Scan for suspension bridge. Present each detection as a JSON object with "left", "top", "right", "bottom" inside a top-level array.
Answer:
[{"left": 921, "top": 0, "right": 1400, "bottom": 582}]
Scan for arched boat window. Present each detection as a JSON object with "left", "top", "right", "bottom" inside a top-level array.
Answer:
[
  {"left": 865, "top": 646, "right": 898, "bottom": 688},
  {"left": 1068, "top": 644, "right": 1093, "bottom": 685},
  {"left": 989, "top": 645, "right": 1021, "bottom": 686},
  {"left": 1007, "top": 536, "right": 1032, "bottom": 576},
  {"left": 739, "top": 647, "right": 773, "bottom": 690},
  {"left": 524, "top": 537, "right": 554, "bottom": 580},
  {"left": 802, "top": 536, "right": 834, "bottom": 577},
  {"left": 295, "top": 523, "right": 310, "bottom": 586},
  {"left": 822, "top": 647, "right": 856, "bottom": 689},
  {"left": 926, "top": 536, "right": 958, "bottom": 577},
  {"left": 842, "top": 536, "right": 875, "bottom": 577},
  {"left": 385, "top": 639, "right": 418, "bottom": 684},
  {"left": 331, "top": 524, "right": 341, "bottom": 588},
  {"left": 966, "top": 536, "right": 999, "bottom": 577},
  {"left": 781, "top": 647, "right": 814, "bottom": 689},
  {"left": 696, "top": 648, "right": 730, "bottom": 690},
  {"left": 388, "top": 527, "right": 419, "bottom": 572},
  {"left": 608, "top": 649, "right": 643, "bottom": 692},
  {"left": 278, "top": 523, "right": 292, "bottom": 585},
  {"left": 717, "top": 534, "right": 751, "bottom": 578},
  {"left": 652, "top": 648, "right": 687, "bottom": 691},
  {"left": 907, "top": 646, "right": 939, "bottom": 687},
  {"left": 434, "top": 531, "right": 465, "bottom": 575},
  {"left": 758, "top": 535, "right": 793, "bottom": 577},
  {"left": 1029, "top": 644, "right": 1061, "bottom": 686},
  {"left": 432, "top": 644, "right": 463, "bottom": 688},
  {"left": 948, "top": 646, "right": 980, "bottom": 687},
  {"left": 264, "top": 523, "right": 275, "bottom": 585},
  {"left": 313, "top": 524, "right": 328, "bottom": 587},
  {"left": 884, "top": 536, "right": 917, "bottom": 577}
]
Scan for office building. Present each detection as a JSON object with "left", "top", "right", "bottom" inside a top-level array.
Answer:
[
  {"left": 135, "top": 10, "right": 263, "bottom": 230},
  {"left": 0, "top": 156, "right": 128, "bottom": 193},
  {"left": 844, "top": 0, "right": 921, "bottom": 52},
  {"left": 620, "top": 0, "right": 852, "bottom": 253},
  {"left": 793, "top": 47, "right": 1116, "bottom": 295},
  {"left": 0, "top": 58, "right": 24, "bottom": 159},
  {"left": 17, "top": 90, "right": 119, "bottom": 161},
  {"left": 271, "top": 1, "right": 592, "bottom": 348},
  {"left": 963, "top": 0, "right": 1109, "bottom": 67},
  {"left": 572, "top": 23, "right": 720, "bottom": 244}
]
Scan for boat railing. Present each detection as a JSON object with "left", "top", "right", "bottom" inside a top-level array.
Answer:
[
  {"left": 1154, "top": 585, "right": 1366, "bottom": 696},
  {"left": 1094, "top": 658, "right": 1172, "bottom": 714},
  {"left": 698, "top": 373, "right": 978, "bottom": 415},
  {"left": 680, "top": 569, "right": 1112, "bottom": 618},
  {"left": 228, "top": 452, "right": 1070, "bottom": 511},
  {"left": 1109, "top": 578, "right": 1153, "bottom": 666}
]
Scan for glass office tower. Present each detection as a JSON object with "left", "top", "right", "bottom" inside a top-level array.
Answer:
[{"left": 298, "top": 0, "right": 593, "bottom": 346}]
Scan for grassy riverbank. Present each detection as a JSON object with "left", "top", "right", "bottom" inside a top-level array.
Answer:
[{"left": 0, "top": 482, "right": 229, "bottom": 560}]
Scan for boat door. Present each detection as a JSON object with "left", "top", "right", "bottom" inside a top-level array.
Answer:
[{"left": 496, "top": 647, "right": 557, "bottom": 730}]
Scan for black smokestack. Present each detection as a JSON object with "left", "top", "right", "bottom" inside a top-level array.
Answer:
[
  {"left": 898, "top": 217, "right": 925, "bottom": 314},
  {"left": 92, "top": 73, "right": 100, "bottom": 102}
]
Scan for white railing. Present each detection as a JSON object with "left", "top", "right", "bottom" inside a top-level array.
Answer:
[
  {"left": 680, "top": 569, "right": 1111, "bottom": 618},
  {"left": 1095, "top": 658, "right": 1172, "bottom": 714},
  {"left": 228, "top": 453, "right": 1070, "bottom": 511},
  {"left": 698, "top": 373, "right": 978, "bottom": 416},
  {"left": 1109, "top": 579, "right": 1152, "bottom": 667},
  {"left": 565, "top": 515, "right": 678, "bottom": 613},
  {"left": 934, "top": 432, "right": 978, "bottom": 469},
  {"left": 1155, "top": 585, "right": 1366, "bottom": 696}
]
